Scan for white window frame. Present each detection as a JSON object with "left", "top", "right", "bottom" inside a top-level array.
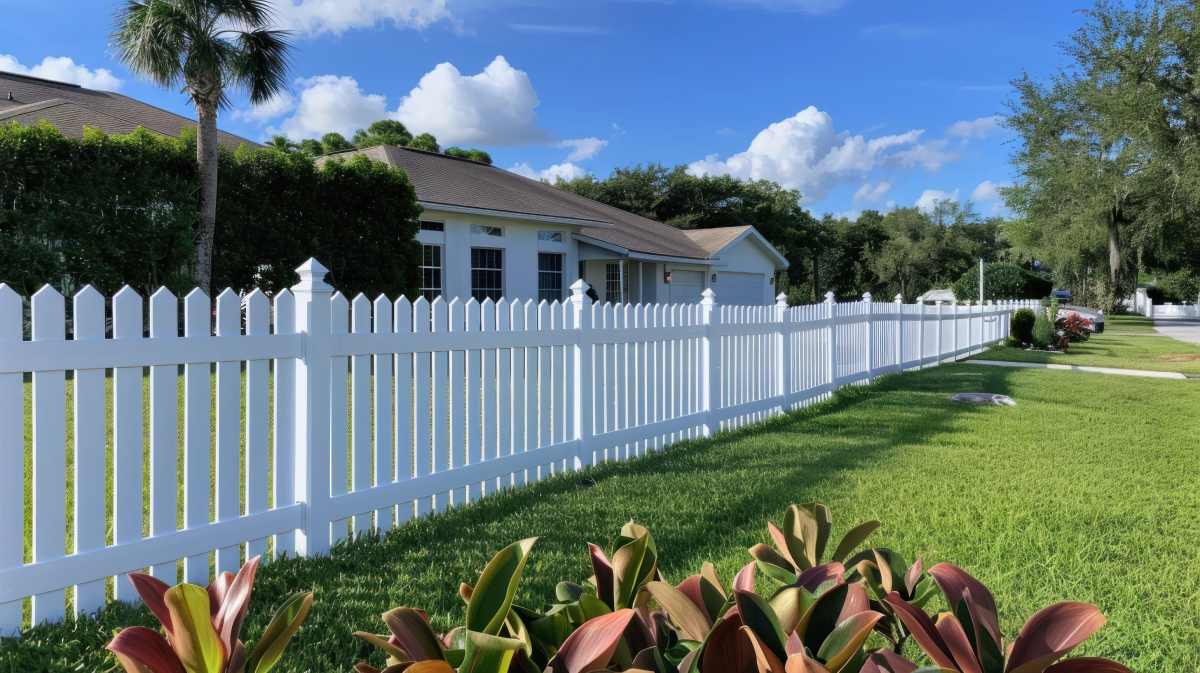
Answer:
[
  {"left": 471, "top": 224, "right": 504, "bottom": 237},
  {"left": 471, "top": 247, "right": 505, "bottom": 301},
  {"left": 538, "top": 253, "right": 564, "bottom": 303},
  {"left": 419, "top": 244, "right": 443, "bottom": 301}
]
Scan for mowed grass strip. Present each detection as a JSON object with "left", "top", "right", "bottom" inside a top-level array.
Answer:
[
  {"left": 3, "top": 364, "right": 1197, "bottom": 672},
  {"left": 979, "top": 316, "right": 1200, "bottom": 374}
]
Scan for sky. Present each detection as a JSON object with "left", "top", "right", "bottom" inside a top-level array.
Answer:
[{"left": 0, "top": 0, "right": 1090, "bottom": 218}]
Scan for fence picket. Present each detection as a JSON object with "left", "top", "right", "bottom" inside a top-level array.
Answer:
[
  {"left": 245, "top": 290, "right": 270, "bottom": 560},
  {"left": 147, "top": 289, "right": 178, "bottom": 583},
  {"left": 466, "top": 298, "right": 482, "bottom": 501},
  {"left": 31, "top": 285, "right": 66, "bottom": 623},
  {"left": 272, "top": 290, "right": 296, "bottom": 557},
  {"left": 72, "top": 286, "right": 106, "bottom": 612},
  {"left": 183, "top": 290, "right": 211, "bottom": 584},
  {"left": 0, "top": 285, "right": 21, "bottom": 634},
  {"left": 393, "top": 296, "right": 413, "bottom": 524},
  {"left": 214, "top": 289, "right": 241, "bottom": 574},
  {"left": 330, "top": 292, "right": 350, "bottom": 542},
  {"left": 351, "top": 294, "right": 372, "bottom": 536}
]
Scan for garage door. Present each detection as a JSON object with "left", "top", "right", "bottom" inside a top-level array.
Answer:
[
  {"left": 718, "top": 271, "right": 768, "bottom": 305},
  {"left": 668, "top": 270, "right": 704, "bottom": 303}
]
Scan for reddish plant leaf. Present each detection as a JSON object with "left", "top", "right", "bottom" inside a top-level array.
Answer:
[
  {"left": 677, "top": 575, "right": 708, "bottom": 616},
  {"left": 768, "top": 521, "right": 798, "bottom": 570},
  {"left": 784, "top": 653, "right": 832, "bottom": 673},
  {"left": 383, "top": 608, "right": 446, "bottom": 662},
  {"left": 795, "top": 563, "right": 845, "bottom": 593},
  {"left": 1043, "top": 657, "right": 1134, "bottom": 673},
  {"left": 837, "top": 582, "right": 868, "bottom": 624},
  {"left": 208, "top": 572, "right": 236, "bottom": 618},
  {"left": 734, "top": 562, "right": 757, "bottom": 594},
  {"left": 741, "top": 625, "right": 788, "bottom": 673},
  {"left": 589, "top": 543, "right": 615, "bottom": 610},
  {"left": 928, "top": 563, "right": 1001, "bottom": 648},
  {"left": 647, "top": 581, "right": 711, "bottom": 641},
  {"left": 883, "top": 593, "right": 958, "bottom": 671},
  {"left": 107, "top": 626, "right": 185, "bottom": 673},
  {"left": 127, "top": 573, "right": 174, "bottom": 635},
  {"left": 700, "top": 612, "right": 758, "bottom": 673},
  {"left": 549, "top": 608, "right": 637, "bottom": 673},
  {"left": 1006, "top": 603, "right": 1107, "bottom": 673},
  {"left": 904, "top": 558, "right": 924, "bottom": 597},
  {"left": 859, "top": 650, "right": 919, "bottom": 673},
  {"left": 934, "top": 613, "right": 984, "bottom": 673},
  {"left": 214, "top": 555, "right": 261, "bottom": 655}
]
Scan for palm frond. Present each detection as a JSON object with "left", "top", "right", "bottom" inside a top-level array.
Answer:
[
  {"left": 213, "top": 0, "right": 276, "bottom": 27},
  {"left": 112, "top": 0, "right": 188, "bottom": 87},
  {"left": 231, "top": 28, "right": 292, "bottom": 105}
]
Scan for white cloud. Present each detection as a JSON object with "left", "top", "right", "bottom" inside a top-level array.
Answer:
[
  {"left": 853, "top": 181, "right": 892, "bottom": 205},
  {"left": 947, "top": 115, "right": 1003, "bottom": 140},
  {"left": 234, "top": 90, "right": 295, "bottom": 122},
  {"left": 275, "top": 75, "right": 386, "bottom": 139},
  {"left": 509, "top": 161, "right": 587, "bottom": 182},
  {"left": 915, "top": 188, "right": 959, "bottom": 213},
  {"left": 971, "top": 179, "right": 1003, "bottom": 202},
  {"left": 686, "top": 106, "right": 953, "bottom": 200},
  {"left": 0, "top": 54, "right": 121, "bottom": 90},
  {"left": 393, "top": 56, "right": 546, "bottom": 146},
  {"left": 273, "top": 0, "right": 452, "bottom": 36},
  {"left": 558, "top": 137, "right": 607, "bottom": 162}
]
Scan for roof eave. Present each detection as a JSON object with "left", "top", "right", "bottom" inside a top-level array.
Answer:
[{"left": 419, "top": 201, "right": 615, "bottom": 228}]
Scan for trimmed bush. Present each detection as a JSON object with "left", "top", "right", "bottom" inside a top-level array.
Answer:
[
  {"left": 1010, "top": 307, "right": 1036, "bottom": 344},
  {"left": 0, "top": 122, "right": 421, "bottom": 299},
  {"left": 953, "top": 262, "right": 1053, "bottom": 301}
]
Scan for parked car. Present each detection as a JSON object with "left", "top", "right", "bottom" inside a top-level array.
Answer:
[{"left": 1052, "top": 288, "right": 1072, "bottom": 301}]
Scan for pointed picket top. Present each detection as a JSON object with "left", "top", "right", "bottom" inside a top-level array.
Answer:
[
  {"left": 416, "top": 295, "right": 433, "bottom": 334},
  {"left": 184, "top": 288, "right": 211, "bottom": 337},
  {"left": 448, "top": 297, "right": 463, "bottom": 333},
  {"left": 110, "top": 286, "right": 142, "bottom": 339},
  {"left": 245, "top": 289, "right": 269, "bottom": 335},
  {"left": 294, "top": 258, "right": 331, "bottom": 292},
  {"left": 495, "top": 296, "right": 508, "bottom": 321},
  {"left": 150, "top": 285, "right": 176, "bottom": 305},
  {"left": 148, "top": 287, "right": 177, "bottom": 339},
  {"left": 0, "top": 284, "right": 21, "bottom": 342},
  {"left": 214, "top": 288, "right": 240, "bottom": 337},
  {"left": 31, "top": 284, "right": 64, "bottom": 341},
  {"left": 393, "top": 295, "right": 413, "bottom": 332},
  {"left": 429, "top": 295, "right": 446, "bottom": 333},
  {"left": 480, "top": 297, "right": 495, "bottom": 332},
  {"left": 273, "top": 288, "right": 295, "bottom": 336},
  {"left": 73, "top": 285, "right": 105, "bottom": 340},
  {"left": 351, "top": 293, "right": 371, "bottom": 335}
]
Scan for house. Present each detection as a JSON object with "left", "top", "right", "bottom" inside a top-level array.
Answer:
[
  {"left": 0, "top": 70, "right": 253, "bottom": 147},
  {"left": 318, "top": 145, "right": 789, "bottom": 306},
  {"left": 2, "top": 69, "right": 788, "bottom": 305}
]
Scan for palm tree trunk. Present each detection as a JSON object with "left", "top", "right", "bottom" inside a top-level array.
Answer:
[{"left": 195, "top": 102, "right": 219, "bottom": 294}]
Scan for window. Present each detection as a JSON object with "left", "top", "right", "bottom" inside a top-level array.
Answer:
[
  {"left": 605, "top": 263, "right": 623, "bottom": 303},
  {"left": 538, "top": 253, "right": 563, "bottom": 302},
  {"left": 471, "top": 248, "right": 504, "bottom": 301},
  {"left": 471, "top": 224, "right": 503, "bottom": 237},
  {"left": 419, "top": 221, "right": 444, "bottom": 232},
  {"left": 538, "top": 230, "right": 563, "bottom": 242},
  {"left": 419, "top": 245, "right": 442, "bottom": 301}
]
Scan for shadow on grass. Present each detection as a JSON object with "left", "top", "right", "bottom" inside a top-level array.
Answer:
[{"left": 3, "top": 364, "right": 1024, "bottom": 673}]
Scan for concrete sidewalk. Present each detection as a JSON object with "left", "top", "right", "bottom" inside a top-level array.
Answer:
[{"left": 1154, "top": 318, "right": 1200, "bottom": 344}]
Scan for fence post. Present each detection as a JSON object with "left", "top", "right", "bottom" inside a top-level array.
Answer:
[
  {"left": 935, "top": 300, "right": 943, "bottom": 363},
  {"left": 825, "top": 291, "right": 836, "bottom": 388},
  {"left": 894, "top": 294, "right": 904, "bottom": 371},
  {"left": 916, "top": 300, "right": 925, "bottom": 369},
  {"left": 774, "top": 293, "right": 790, "bottom": 410},
  {"left": 292, "top": 258, "right": 333, "bottom": 557},
  {"left": 700, "top": 288, "right": 719, "bottom": 436},
  {"left": 862, "top": 292, "right": 873, "bottom": 379},
  {"left": 569, "top": 280, "right": 594, "bottom": 468},
  {"left": 950, "top": 299, "right": 959, "bottom": 361}
]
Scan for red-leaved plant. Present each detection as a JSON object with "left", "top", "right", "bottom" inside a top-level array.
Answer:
[
  {"left": 106, "top": 556, "right": 314, "bottom": 673},
  {"left": 885, "top": 563, "right": 1129, "bottom": 673}
]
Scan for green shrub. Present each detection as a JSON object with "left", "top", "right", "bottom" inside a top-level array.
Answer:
[
  {"left": 954, "top": 262, "right": 1052, "bottom": 301},
  {"left": 1010, "top": 308, "right": 1037, "bottom": 344},
  {"left": 1032, "top": 310, "right": 1055, "bottom": 348},
  {"left": 349, "top": 505, "right": 1131, "bottom": 673},
  {"left": 0, "top": 122, "right": 421, "bottom": 299},
  {"left": 1153, "top": 269, "right": 1200, "bottom": 304}
]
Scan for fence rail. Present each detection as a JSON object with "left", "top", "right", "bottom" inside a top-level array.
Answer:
[{"left": 0, "top": 258, "right": 1035, "bottom": 635}]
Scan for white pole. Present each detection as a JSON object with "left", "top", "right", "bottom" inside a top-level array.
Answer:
[{"left": 978, "top": 258, "right": 984, "bottom": 304}]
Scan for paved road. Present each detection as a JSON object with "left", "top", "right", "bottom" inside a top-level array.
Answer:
[{"left": 1154, "top": 318, "right": 1200, "bottom": 344}]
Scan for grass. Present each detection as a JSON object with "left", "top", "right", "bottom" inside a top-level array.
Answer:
[
  {"left": 3, "top": 363, "right": 1198, "bottom": 672},
  {"left": 977, "top": 315, "right": 1200, "bottom": 374}
]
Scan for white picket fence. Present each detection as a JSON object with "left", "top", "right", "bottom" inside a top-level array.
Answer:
[{"left": 0, "top": 258, "right": 1035, "bottom": 635}]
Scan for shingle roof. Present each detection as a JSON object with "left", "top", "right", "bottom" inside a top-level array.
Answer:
[
  {"left": 319, "top": 145, "right": 714, "bottom": 260},
  {"left": 0, "top": 71, "right": 255, "bottom": 148},
  {"left": 683, "top": 226, "right": 752, "bottom": 255}
]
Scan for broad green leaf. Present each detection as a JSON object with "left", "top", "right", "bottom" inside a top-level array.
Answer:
[
  {"left": 782, "top": 507, "right": 813, "bottom": 570},
  {"left": 751, "top": 544, "right": 799, "bottom": 584},
  {"left": 466, "top": 538, "right": 538, "bottom": 636},
  {"left": 734, "top": 590, "right": 789, "bottom": 663},
  {"left": 247, "top": 592, "right": 314, "bottom": 673},
  {"left": 612, "top": 533, "right": 651, "bottom": 610},
  {"left": 383, "top": 608, "right": 446, "bottom": 662},
  {"left": 164, "top": 584, "right": 225, "bottom": 673},
  {"left": 460, "top": 630, "right": 525, "bottom": 673},
  {"left": 352, "top": 631, "right": 409, "bottom": 662},
  {"left": 815, "top": 611, "right": 883, "bottom": 673},
  {"left": 645, "top": 581, "right": 711, "bottom": 641},
  {"left": 769, "top": 586, "right": 816, "bottom": 635},
  {"left": 830, "top": 522, "right": 880, "bottom": 563}
]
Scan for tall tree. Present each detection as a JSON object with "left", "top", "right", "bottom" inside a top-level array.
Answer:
[
  {"left": 114, "top": 0, "right": 290, "bottom": 293},
  {"left": 352, "top": 119, "right": 413, "bottom": 148}
]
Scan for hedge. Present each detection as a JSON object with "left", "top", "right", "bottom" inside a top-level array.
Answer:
[
  {"left": 953, "top": 262, "right": 1052, "bottom": 301},
  {"left": 0, "top": 122, "right": 421, "bottom": 300}
]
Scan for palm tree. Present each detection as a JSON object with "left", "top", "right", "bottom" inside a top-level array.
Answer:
[{"left": 114, "top": 0, "right": 290, "bottom": 293}]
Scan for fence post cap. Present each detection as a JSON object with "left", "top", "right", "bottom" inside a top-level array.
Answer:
[
  {"left": 700, "top": 287, "right": 716, "bottom": 305},
  {"left": 894, "top": 293, "right": 904, "bottom": 303},
  {"left": 568, "top": 278, "right": 591, "bottom": 298},
  {"left": 861, "top": 291, "right": 872, "bottom": 302},
  {"left": 294, "top": 258, "right": 332, "bottom": 291},
  {"left": 935, "top": 299, "right": 943, "bottom": 306},
  {"left": 823, "top": 290, "right": 836, "bottom": 303},
  {"left": 775, "top": 292, "right": 788, "bottom": 307}
]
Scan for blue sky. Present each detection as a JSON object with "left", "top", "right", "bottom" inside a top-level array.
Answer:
[{"left": 0, "top": 0, "right": 1088, "bottom": 217}]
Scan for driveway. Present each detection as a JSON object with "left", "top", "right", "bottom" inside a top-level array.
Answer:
[{"left": 1154, "top": 318, "right": 1200, "bottom": 344}]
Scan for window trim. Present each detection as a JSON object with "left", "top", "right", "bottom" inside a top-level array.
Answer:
[
  {"left": 537, "top": 252, "right": 564, "bottom": 303},
  {"left": 471, "top": 224, "right": 504, "bottom": 237},
  {"left": 419, "top": 221, "right": 445, "bottom": 232},
  {"left": 470, "top": 246, "right": 505, "bottom": 301},
  {"left": 419, "top": 244, "right": 443, "bottom": 302}
]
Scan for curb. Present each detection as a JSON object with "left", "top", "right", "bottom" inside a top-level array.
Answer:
[{"left": 965, "top": 359, "right": 1188, "bottom": 380}]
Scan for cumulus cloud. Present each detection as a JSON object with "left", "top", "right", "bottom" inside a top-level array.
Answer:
[
  {"left": 914, "top": 188, "right": 959, "bottom": 213},
  {"left": 393, "top": 56, "right": 546, "bottom": 146},
  {"left": 971, "top": 179, "right": 1003, "bottom": 202},
  {"left": 234, "top": 90, "right": 296, "bottom": 122},
  {"left": 272, "top": 0, "right": 452, "bottom": 36},
  {"left": 947, "top": 115, "right": 1003, "bottom": 140},
  {"left": 558, "top": 137, "right": 607, "bottom": 162},
  {"left": 274, "top": 75, "right": 386, "bottom": 139},
  {"left": 853, "top": 181, "right": 892, "bottom": 204},
  {"left": 509, "top": 161, "right": 587, "bottom": 182},
  {"left": 686, "top": 106, "right": 954, "bottom": 201},
  {"left": 0, "top": 54, "right": 121, "bottom": 90}
]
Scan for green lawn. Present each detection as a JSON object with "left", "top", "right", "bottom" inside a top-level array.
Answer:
[
  {"left": 978, "top": 319, "right": 1200, "bottom": 374},
  {"left": 1102, "top": 313, "right": 1158, "bottom": 334},
  {"left": 4, "top": 363, "right": 1198, "bottom": 672}
]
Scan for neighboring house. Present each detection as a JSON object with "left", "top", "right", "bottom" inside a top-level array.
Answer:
[
  {"left": 0, "top": 70, "right": 253, "bottom": 147},
  {"left": 3, "top": 69, "right": 788, "bottom": 305},
  {"left": 319, "top": 145, "right": 788, "bottom": 306}
]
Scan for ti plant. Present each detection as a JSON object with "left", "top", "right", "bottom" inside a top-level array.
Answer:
[
  {"left": 749, "top": 503, "right": 880, "bottom": 584},
  {"left": 106, "top": 556, "right": 314, "bottom": 673},
  {"left": 884, "top": 562, "right": 1131, "bottom": 673},
  {"left": 846, "top": 549, "right": 936, "bottom": 653}
]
